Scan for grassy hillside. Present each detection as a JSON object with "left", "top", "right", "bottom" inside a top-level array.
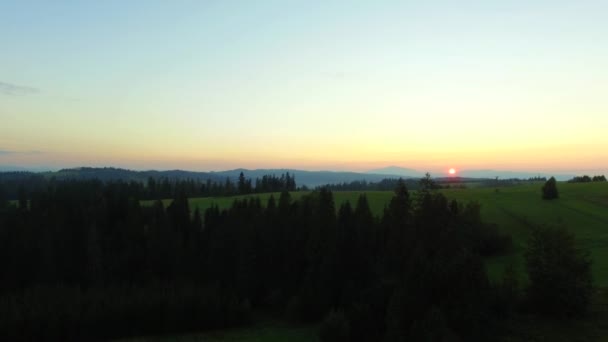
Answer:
[
  {"left": 144, "top": 181, "right": 608, "bottom": 286},
  {"left": 133, "top": 182, "right": 608, "bottom": 341},
  {"left": 442, "top": 182, "right": 608, "bottom": 285}
]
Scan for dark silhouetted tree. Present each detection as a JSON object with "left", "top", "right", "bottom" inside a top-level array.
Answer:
[
  {"left": 238, "top": 172, "right": 247, "bottom": 194},
  {"left": 381, "top": 179, "right": 412, "bottom": 276},
  {"left": 419, "top": 172, "right": 438, "bottom": 191},
  {"left": 541, "top": 177, "right": 558, "bottom": 200},
  {"left": 0, "top": 175, "right": 518, "bottom": 341},
  {"left": 0, "top": 185, "right": 7, "bottom": 210},
  {"left": 318, "top": 309, "right": 350, "bottom": 342},
  {"left": 525, "top": 226, "right": 593, "bottom": 317},
  {"left": 18, "top": 185, "right": 27, "bottom": 211}
]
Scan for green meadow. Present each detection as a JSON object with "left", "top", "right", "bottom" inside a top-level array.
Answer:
[
  {"left": 443, "top": 182, "right": 608, "bottom": 285},
  {"left": 143, "top": 181, "right": 608, "bottom": 286},
  {"left": 134, "top": 182, "right": 608, "bottom": 341}
]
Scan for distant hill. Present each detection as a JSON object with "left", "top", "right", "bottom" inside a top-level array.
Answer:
[
  {"left": 368, "top": 166, "right": 574, "bottom": 181},
  {"left": 0, "top": 167, "right": 405, "bottom": 188},
  {"left": 0, "top": 167, "right": 225, "bottom": 184},
  {"left": 366, "top": 166, "right": 422, "bottom": 178},
  {"left": 0, "top": 165, "right": 55, "bottom": 172},
  {"left": 0, "top": 166, "right": 579, "bottom": 187},
  {"left": 366, "top": 166, "right": 576, "bottom": 181},
  {"left": 52, "top": 167, "right": 228, "bottom": 183},
  {"left": 458, "top": 169, "right": 575, "bottom": 181},
  {"left": 211, "top": 168, "right": 405, "bottom": 187}
]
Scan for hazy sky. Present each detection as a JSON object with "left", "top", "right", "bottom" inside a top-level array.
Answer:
[{"left": 1, "top": 1, "right": 607, "bottom": 174}]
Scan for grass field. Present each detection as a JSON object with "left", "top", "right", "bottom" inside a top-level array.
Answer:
[
  {"left": 143, "top": 182, "right": 608, "bottom": 286},
  {"left": 442, "top": 182, "right": 608, "bottom": 285},
  {"left": 136, "top": 182, "right": 608, "bottom": 341}
]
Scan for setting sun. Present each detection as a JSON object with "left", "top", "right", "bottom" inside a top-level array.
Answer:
[{"left": 449, "top": 168, "right": 456, "bottom": 175}]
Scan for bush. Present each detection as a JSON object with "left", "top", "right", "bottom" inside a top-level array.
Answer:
[
  {"left": 0, "top": 283, "right": 252, "bottom": 341},
  {"left": 318, "top": 309, "right": 350, "bottom": 342},
  {"left": 541, "top": 177, "right": 559, "bottom": 200},
  {"left": 285, "top": 295, "right": 302, "bottom": 321},
  {"left": 409, "top": 307, "right": 449, "bottom": 342},
  {"left": 524, "top": 226, "right": 593, "bottom": 317},
  {"left": 491, "top": 265, "right": 520, "bottom": 318}
]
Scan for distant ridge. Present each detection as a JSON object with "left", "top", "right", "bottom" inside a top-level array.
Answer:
[
  {"left": 0, "top": 166, "right": 579, "bottom": 186},
  {"left": 458, "top": 169, "right": 575, "bottom": 181},
  {"left": 366, "top": 166, "right": 423, "bottom": 178},
  {"left": 212, "top": 168, "right": 407, "bottom": 187},
  {"left": 0, "top": 165, "right": 55, "bottom": 172},
  {"left": 0, "top": 167, "right": 406, "bottom": 187},
  {"left": 367, "top": 166, "right": 576, "bottom": 181},
  {"left": 0, "top": 167, "right": 224, "bottom": 184}
]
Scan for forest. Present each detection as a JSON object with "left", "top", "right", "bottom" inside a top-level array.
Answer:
[
  {"left": 568, "top": 175, "right": 607, "bottom": 183},
  {"left": 0, "top": 177, "right": 593, "bottom": 341},
  {"left": 0, "top": 171, "right": 297, "bottom": 200}
]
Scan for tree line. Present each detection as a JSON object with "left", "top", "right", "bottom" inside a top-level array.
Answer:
[
  {"left": 318, "top": 174, "right": 554, "bottom": 193},
  {"left": 316, "top": 178, "right": 418, "bottom": 191},
  {"left": 0, "top": 178, "right": 592, "bottom": 341},
  {"left": 568, "top": 175, "right": 607, "bottom": 183},
  {"left": 317, "top": 174, "right": 441, "bottom": 192},
  {"left": 0, "top": 171, "right": 297, "bottom": 201}
]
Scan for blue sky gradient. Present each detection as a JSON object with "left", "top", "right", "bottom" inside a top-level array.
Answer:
[{"left": 1, "top": 1, "right": 607, "bottom": 174}]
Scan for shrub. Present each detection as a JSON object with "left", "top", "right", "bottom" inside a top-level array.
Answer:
[
  {"left": 541, "top": 177, "right": 559, "bottom": 200},
  {"left": 0, "top": 283, "right": 252, "bottom": 341},
  {"left": 318, "top": 309, "right": 350, "bottom": 342},
  {"left": 409, "top": 307, "right": 448, "bottom": 342},
  {"left": 525, "top": 226, "right": 593, "bottom": 317},
  {"left": 491, "top": 265, "right": 520, "bottom": 318},
  {"left": 285, "top": 295, "right": 302, "bottom": 321}
]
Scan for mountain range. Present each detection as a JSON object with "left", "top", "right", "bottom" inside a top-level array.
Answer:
[
  {"left": 367, "top": 166, "right": 576, "bottom": 181},
  {"left": 0, "top": 166, "right": 580, "bottom": 186},
  {"left": 0, "top": 167, "right": 407, "bottom": 188}
]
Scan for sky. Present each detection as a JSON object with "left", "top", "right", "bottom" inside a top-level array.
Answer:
[{"left": 1, "top": 0, "right": 607, "bottom": 175}]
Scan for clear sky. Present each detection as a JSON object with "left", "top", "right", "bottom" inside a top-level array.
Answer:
[{"left": 1, "top": 1, "right": 607, "bottom": 175}]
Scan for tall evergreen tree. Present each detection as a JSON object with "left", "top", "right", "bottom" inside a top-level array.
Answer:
[
  {"left": 382, "top": 179, "right": 412, "bottom": 275},
  {"left": 238, "top": 172, "right": 247, "bottom": 194}
]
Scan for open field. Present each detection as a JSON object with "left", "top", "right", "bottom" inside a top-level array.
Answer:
[
  {"left": 136, "top": 182, "right": 608, "bottom": 341},
  {"left": 143, "top": 182, "right": 608, "bottom": 286},
  {"left": 442, "top": 182, "right": 608, "bottom": 285}
]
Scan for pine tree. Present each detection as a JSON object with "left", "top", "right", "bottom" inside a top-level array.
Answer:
[
  {"left": 382, "top": 179, "right": 412, "bottom": 275},
  {"left": 238, "top": 172, "right": 247, "bottom": 194}
]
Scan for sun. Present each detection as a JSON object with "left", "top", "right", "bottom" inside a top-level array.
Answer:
[{"left": 449, "top": 168, "right": 456, "bottom": 175}]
